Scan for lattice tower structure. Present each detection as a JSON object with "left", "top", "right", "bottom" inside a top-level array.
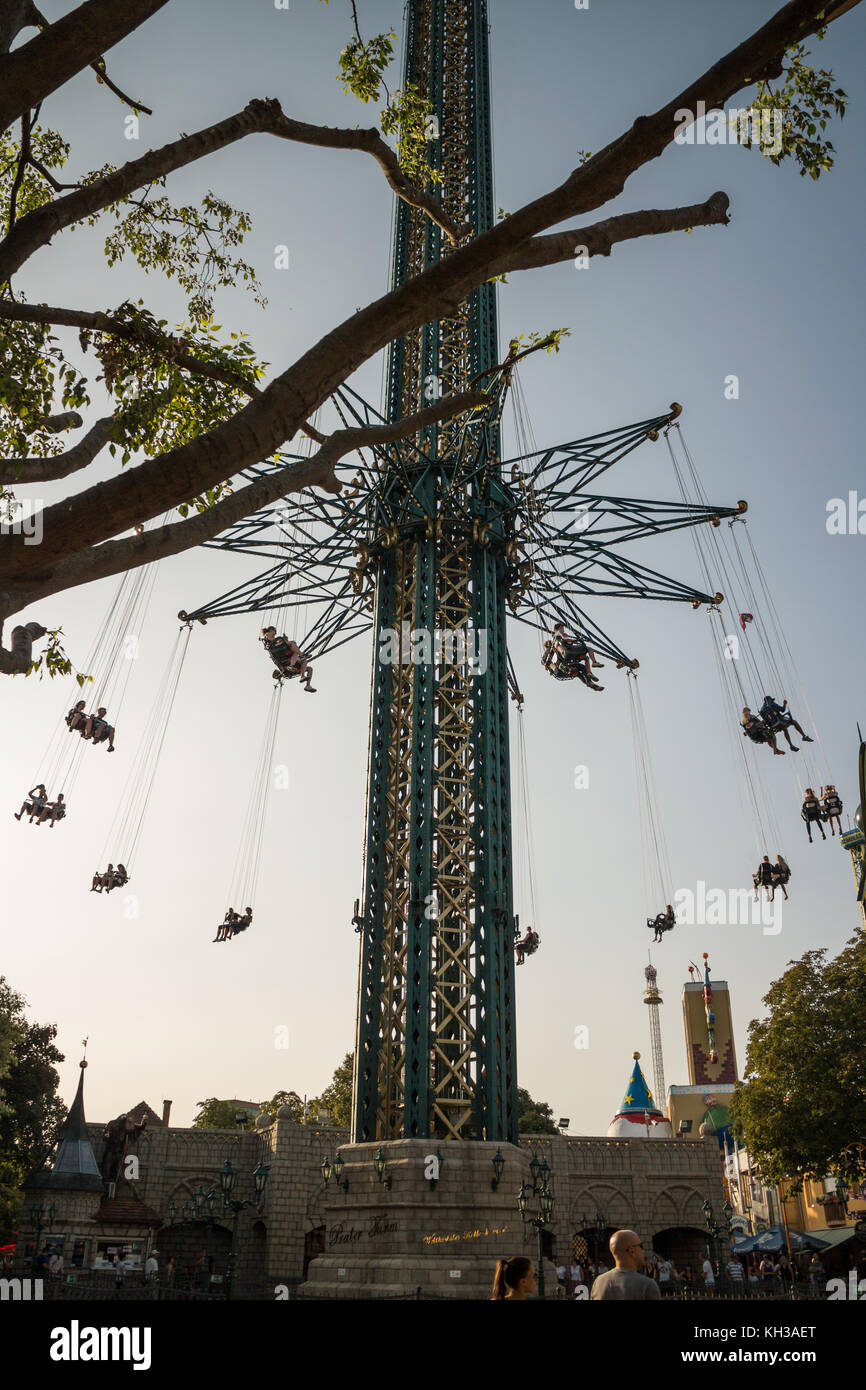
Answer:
[{"left": 353, "top": 0, "right": 516, "bottom": 1143}]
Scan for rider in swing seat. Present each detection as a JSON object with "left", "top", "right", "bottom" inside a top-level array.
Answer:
[
  {"left": 13, "top": 785, "right": 47, "bottom": 821},
  {"left": 66, "top": 700, "right": 87, "bottom": 734},
  {"left": 647, "top": 905, "right": 676, "bottom": 943},
  {"left": 214, "top": 909, "right": 238, "bottom": 943},
  {"left": 801, "top": 787, "right": 827, "bottom": 842},
  {"left": 260, "top": 627, "right": 316, "bottom": 692},
  {"left": 515, "top": 928, "right": 539, "bottom": 965},
  {"left": 91, "top": 863, "right": 114, "bottom": 893},
  {"left": 821, "top": 784, "right": 843, "bottom": 836},
  {"left": 542, "top": 622, "right": 604, "bottom": 691},
  {"left": 231, "top": 906, "right": 253, "bottom": 934},
  {"left": 759, "top": 695, "right": 813, "bottom": 753},
  {"left": 754, "top": 856, "right": 776, "bottom": 900},
  {"left": 771, "top": 854, "right": 791, "bottom": 899},
  {"left": 741, "top": 708, "right": 785, "bottom": 755},
  {"left": 86, "top": 707, "right": 116, "bottom": 751},
  {"left": 39, "top": 792, "right": 66, "bottom": 827}
]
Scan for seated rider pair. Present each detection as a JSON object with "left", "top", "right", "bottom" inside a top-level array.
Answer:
[
  {"left": 802, "top": 785, "right": 843, "bottom": 842},
  {"left": 13, "top": 786, "right": 66, "bottom": 827},
  {"left": 820, "top": 784, "right": 843, "bottom": 836},
  {"left": 90, "top": 863, "right": 129, "bottom": 894},
  {"left": 66, "top": 700, "right": 116, "bottom": 751},
  {"left": 542, "top": 622, "right": 604, "bottom": 691},
  {"left": 260, "top": 628, "right": 315, "bottom": 692},
  {"left": 758, "top": 696, "right": 813, "bottom": 753},
  {"left": 753, "top": 854, "right": 790, "bottom": 901},
  {"left": 515, "top": 927, "right": 540, "bottom": 965},
  {"left": 214, "top": 906, "right": 253, "bottom": 943},
  {"left": 647, "top": 905, "right": 676, "bottom": 943}
]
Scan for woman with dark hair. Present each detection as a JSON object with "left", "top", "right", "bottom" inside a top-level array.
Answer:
[{"left": 490, "top": 1256, "right": 537, "bottom": 1300}]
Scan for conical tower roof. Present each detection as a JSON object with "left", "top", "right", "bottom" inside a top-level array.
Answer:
[
  {"left": 26, "top": 1059, "right": 104, "bottom": 1192},
  {"left": 607, "top": 1052, "right": 673, "bottom": 1139}
]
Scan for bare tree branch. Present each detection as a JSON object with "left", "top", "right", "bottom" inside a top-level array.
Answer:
[
  {"left": 0, "top": 97, "right": 465, "bottom": 285},
  {"left": 0, "top": 618, "right": 45, "bottom": 674},
  {"left": 0, "top": 0, "right": 168, "bottom": 134},
  {"left": 0, "top": 300, "right": 261, "bottom": 398},
  {"left": 90, "top": 57, "right": 153, "bottom": 115},
  {"left": 490, "top": 194, "right": 731, "bottom": 277},
  {"left": 0, "top": 417, "right": 113, "bottom": 483},
  {"left": 0, "top": 1, "right": 41, "bottom": 57},
  {"left": 11, "top": 389, "right": 489, "bottom": 605},
  {"left": 0, "top": 0, "right": 859, "bottom": 619}
]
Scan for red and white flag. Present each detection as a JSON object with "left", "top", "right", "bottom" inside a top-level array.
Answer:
[{"left": 739, "top": 612, "right": 754, "bottom": 633}]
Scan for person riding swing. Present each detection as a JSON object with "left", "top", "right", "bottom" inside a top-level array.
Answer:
[
  {"left": 771, "top": 854, "right": 791, "bottom": 899},
  {"left": 821, "top": 785, "right": 843, "bottom": 836},
  {"left": 759, "top": 695, "right": 813, "bottom": 753},
  {"left": 801, "top": 787, "right": 826, "bottom": 843},
  {"left": 14, "top": 784, "right": 48, "bottom": 822},
  {"left": 91, "top": 863, "right": 114, "bottom": 893},
  {"left": 214, "top": 909, "right": 238, "bottom": 943},
  {"left": 515, "top": 926, "right": 539, "bottom": 966},
  {"left": 754, "top": 856, "right": 776, "bottom": 900},
  {"left": 647, "top": 904, "right": 676, "bottom": 943},
  {"left": 741, "top": 708, "right": 785, "bottom": 755},
  {"left": 86, "top": 707, "right": 116, "bottom": 751},
  {"left": 38, "top": 792, "right": 66, "bottom": 827},
  {"left": 260, "top": 627, "right": 316, "bottom": 692},
  {"left": 66, "top": 700, "right": 87, "bottom": 734},
  {"left": 542, "top": 622, "right": 603, "bottom": 691}
]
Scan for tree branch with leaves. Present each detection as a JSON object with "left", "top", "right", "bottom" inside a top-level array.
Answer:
[{"left": 0, "top": 0, "right": 860, "bottom": 675}]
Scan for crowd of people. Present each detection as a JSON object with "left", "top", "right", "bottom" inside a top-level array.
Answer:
[{"left": 491, "top": 1230, "right": 863, "bottom": 1300}]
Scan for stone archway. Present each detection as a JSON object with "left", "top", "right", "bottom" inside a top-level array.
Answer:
[
  {"left": 157, "top": 1220, "right": 232, "bottom": 1292},
  {"left": 651, "top": 1226, "right": 711, "bottom": 1278}
]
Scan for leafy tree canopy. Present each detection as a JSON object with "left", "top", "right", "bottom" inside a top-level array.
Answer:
[
  {"left": 517, "top": 1086, "right": 559, "bottom": 1136},
  {"left": 729, "top": 934, "right": 866, "bottom": 1192},
  {"left": 0, "top": 978, "right": 66, "bottom": 1243}
]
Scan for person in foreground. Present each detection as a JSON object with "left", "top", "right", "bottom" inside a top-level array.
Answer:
[
  {"left": 490, "top": 1255, "right": 538, "bottom": 1300},
  {"left": 590, "top": 1230, "right": 661, "bottom": 1300}
]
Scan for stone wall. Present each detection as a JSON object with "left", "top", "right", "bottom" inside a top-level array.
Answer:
[{"left": 15, "top": 1119, "right": 725, "bottom": 1296}]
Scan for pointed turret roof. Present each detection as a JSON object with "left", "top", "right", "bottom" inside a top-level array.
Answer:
[
  {"left": 26, "top": 1059, "right": 105, "bottom": 1192},
  {"left": 616, "top": 1055, "right": 662, "bottom": 1117},
  {"left": 607, "top": 1052, "right": 673, "bottom": 1139}
]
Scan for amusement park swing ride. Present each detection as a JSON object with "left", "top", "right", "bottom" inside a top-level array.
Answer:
[{"left": 13, "top": 0, "right": 849, "bottom": 1144}]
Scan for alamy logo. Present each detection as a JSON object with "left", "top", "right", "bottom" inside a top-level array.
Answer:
[
  {"left": 674, "top": 881, "right": 782, "bottom": 936},
  {"left": 378, "top": 621, "right": 488, "bottom": 675},
  {"left": 0, "top": 1277, "right": 43, "bottom": 1300},
  {"left": 673, "top": 101, "right": 784, "bottom": 157},
  {"left": 0, "top": 497, "right": 43, "bottom": 545},
  {"left": 49, "top": 1321, "right": 152, "bottom": 1371}
]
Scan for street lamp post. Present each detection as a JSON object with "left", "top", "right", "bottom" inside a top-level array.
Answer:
[
  {"left": 518, "top": 1151, "right": 555, "bottom": 1299},
  {"left": 220, "top": 1158, "right": 269, "bottom": 1300},
  {"left": 192, "top": 1185, "right": 219, "bottom": 1295},
  {"left": 703, "top": 1200, "right": 734, "bottom": 1296},
  {"left": 27, "top": 1201, "right": 56, "bottom": 1277},
  {"left": 580, "top": 1208, "right": 606, "bottom": 1268}
]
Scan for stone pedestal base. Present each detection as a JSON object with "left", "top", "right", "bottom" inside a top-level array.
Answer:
[{"left": 300, "top": 1139, "right": 557, "bottom": 1299}]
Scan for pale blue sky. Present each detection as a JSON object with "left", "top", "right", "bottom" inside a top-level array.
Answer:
[{"left": 2, "top": 0, "right": 864, "bottom": 1133}]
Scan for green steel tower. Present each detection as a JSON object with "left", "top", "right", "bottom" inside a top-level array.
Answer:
[
  {"left": 186, "top": 0, "right": 740, "bottom": 1153},
  {"left": 354, "top": 0, "right": 515, "bottom": 1145}
]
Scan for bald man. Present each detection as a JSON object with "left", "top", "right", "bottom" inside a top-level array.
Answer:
[{"left": 589, "top": 1230, "right": 661, "bottom": 1301}]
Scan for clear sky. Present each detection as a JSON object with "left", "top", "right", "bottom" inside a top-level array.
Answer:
[{"left": 3, "top": 0, "right": 864, "bottom": 1135}]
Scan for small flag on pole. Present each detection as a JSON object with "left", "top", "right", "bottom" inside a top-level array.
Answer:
[{"left": 739, "top": 612, "right": 754, "bottom": 633}]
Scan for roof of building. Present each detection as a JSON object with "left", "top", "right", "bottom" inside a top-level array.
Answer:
[
  {"left": 125, "top": 1101, "right": 165, "bottom": 1128},
  {"left": 25, "top": 1061, "right": 104, "bottom": 1193},
  {"left": 94, "top": 1190, "right": 163, "bottom": 1227},
  {"left": 608, "top": 1053, "right": 673, "bottom": 1139}
]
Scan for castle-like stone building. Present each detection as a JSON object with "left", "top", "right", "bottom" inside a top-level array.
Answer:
[{"left": 17, "top": 1054, "right": 724, "bottom": 1298}]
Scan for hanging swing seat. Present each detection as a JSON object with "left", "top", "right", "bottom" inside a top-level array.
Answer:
[
  {"left": 646, "top": 912, "right": 675, "bottom": 935},
  {"left": 543, "top": 634, "right": 601, "bottom": 688}
]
